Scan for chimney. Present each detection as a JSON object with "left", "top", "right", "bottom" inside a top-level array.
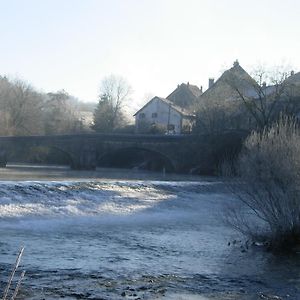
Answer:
[
  {"left": 200, "top": 86, "right": 203, "bottom": 93},
  {"left": 262, "top": 82, "right": 266, "bottom": 89},
  {"left": 291, "top": 70, "right": 295, "bottom": 76},
  {"left": 233, "top": 60, "right": 239, "bottom": 67},
  {"left": 208, "top": 78, "right": 214, "bottom": 88},
  {"left": 187, "top": 81, "right": 189, "bottom": 86}
]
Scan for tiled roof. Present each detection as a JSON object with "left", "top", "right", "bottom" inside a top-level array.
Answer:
[
  {"left": 286, "top": 72, "right": 300, "bottom": 85},
  {"left": 133, "top": 96, "right": 194, "bottom": 117},
  {"left": 199, "top": 61, "right": 258, "bottom": 100},
  {"left": 158, "top": 97, "right": 194, "bottom": 116},
  {"left": 167, "top": 83, "right": 202, "bottom": 100},
  {"left": 186, "top": 84, "right": 203, "bottom": 98}
]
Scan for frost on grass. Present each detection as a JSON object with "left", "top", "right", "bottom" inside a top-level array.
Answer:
[{"left": 224, "top": 117, "right": 300, "bottom": 252}]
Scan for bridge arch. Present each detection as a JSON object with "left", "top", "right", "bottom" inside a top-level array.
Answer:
[
  {"left": 4, "top": 144, "right": 74, "bottom": 167},
  {"left": 97, "top": 146, "right": 175, "bottom": 172}
]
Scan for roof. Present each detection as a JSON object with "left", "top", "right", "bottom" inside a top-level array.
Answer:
[
  {"left": 217, "top": 61, "right": 257, "bottom": 92},
  {"left": 167, "top": 82, "right": 202, "bottom": 107},
  {"left": 285, "top": 71, "right": 300, "bottom": 85},
  {"left": 199, "top": 61, "right": 258, "bottom": 100},
  {"left": 186, "top": 83, "right": 203, "bottom": 98},
  {"left": 133, "top": 96, "right": 194, "bottom": 117}
]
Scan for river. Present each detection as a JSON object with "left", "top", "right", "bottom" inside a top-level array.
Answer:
[{"left": 0, "top": 165, "right": 298, "bottom": 299}]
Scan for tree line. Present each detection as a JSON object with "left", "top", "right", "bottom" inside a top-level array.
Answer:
[
  {"left": 0, "top": 76, "right": 93, "bottom": 136},
  {"left": 2, "top": 67, "right": 300, "bottom": 138},
  {"left": 0, "top": 74, "right": 133, "bottom": 137}
]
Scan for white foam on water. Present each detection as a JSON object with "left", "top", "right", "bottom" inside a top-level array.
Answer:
[
  {"left": 0, "top": 180, "right": 204, "bottom": 220},
  {"left": 0, "top": 180, "right": 229, "bottom": 238}
]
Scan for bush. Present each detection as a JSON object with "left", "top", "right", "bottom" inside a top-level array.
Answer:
[
  {"left": 113, "top": 124, "right": 135, "bottom": 134},
  {"left": 149, "top": 123, "right": 166, "bottom": 134},
  {"left": 226, "top": 117, "right": 300, "bottom": 252}
]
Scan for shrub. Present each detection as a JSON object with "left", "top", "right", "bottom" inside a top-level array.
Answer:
[
  {"left": 149, "top": 123, "right": 166, "bottom": 134},
  {"left": 226, "top": 117, "right": 300, "bottom": 252}
]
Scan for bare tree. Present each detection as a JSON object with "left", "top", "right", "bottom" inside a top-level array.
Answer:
[
  {"left": 225, "top": 66, "right": 300, "bottom": 130},
  {"left": 0, "top": 76, "right": 89, "bottom": 136},
  {"left": 0, "top": 77, "right": 44, "bottom": 135},
  {"left": 43, "top": 90, "right": 85, "bottom": 135},
  {"left": 92, "top": 75, "right": 132, "bottom": 133},
  {"left": 194, "top": 98, "right": 245, "bottom": 134}
]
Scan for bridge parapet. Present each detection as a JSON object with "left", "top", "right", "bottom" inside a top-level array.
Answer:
[{"left": 0, "top": 131, "right": 248, "bottom": 173}]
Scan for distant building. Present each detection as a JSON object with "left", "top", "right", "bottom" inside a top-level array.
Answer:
[
  {"left": 134, "top": 61, "right": 300, "bottom": 134},
  {"left": 199, "top": 60, "right": 258, "bottom": 103},
  {"left": 285, "top": 70, "right": 300, "bottom": 91},
  {"left": 166, "top": 82, "right": 203, "bottom": 109},
  {"left": 134, "top": 96, "right": 195, "bottom": 134},
  {"left": 196, "top": 61, "right": 300, "bottom": 132},
  {"left": 134, "top": 82, "right": 201, "bottom": 134},
  {"left": 194, "top": 60, "right": 260, "bottom": 132}
]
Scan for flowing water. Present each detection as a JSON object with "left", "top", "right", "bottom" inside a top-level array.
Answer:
[{"left": 0, "top": 165, "right": 299, "bottom": 299}]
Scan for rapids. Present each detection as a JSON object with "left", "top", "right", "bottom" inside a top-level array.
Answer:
[{"left": 0, "top": 170, "right": 298, "bottom": 299}]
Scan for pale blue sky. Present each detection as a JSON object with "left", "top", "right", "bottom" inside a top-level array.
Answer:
[{"left": 0, "top": 0, "right": 299, "bottom": 112}]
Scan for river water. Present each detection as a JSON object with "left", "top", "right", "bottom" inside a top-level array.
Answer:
[{"left": 0, "top": 165, "right": 299, "bottom": 299}]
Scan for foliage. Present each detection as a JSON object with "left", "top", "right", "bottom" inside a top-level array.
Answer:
[
  {"left": 135, "top": 119, "right": 150, "bottom": 134},
  {"left": 44, "top": 90, "right": 85, "bottom": 135},
  {"left": 149, "top": 123, "right": 166, "bottom": 134},
  {"left": 92, "top": 95, "right": 119, "bottom": 132},
  {"left": 113, "top": 124, "right": 135, "bottom": 134},
  {"left": 135, "top": 119, "right": 166, "bottom": 134},
  {"left": 225, "top": 117, "right": 300, "bottom": 252},
  {"left": 193, "top": 98, "right": 248, "bottom": 134},
  {"left": 0, "top": 76, "right": 89, "bottom": 136},
  {"left": 92, "top": 75, "right": 131, "bottom": 133},
  {"left": 0, "top": 77, "right": 44, "bottom": 135}
]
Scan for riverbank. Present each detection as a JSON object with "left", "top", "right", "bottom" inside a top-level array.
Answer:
[{"left": 0, "top": 163, "right": 212, "bottom": 182}]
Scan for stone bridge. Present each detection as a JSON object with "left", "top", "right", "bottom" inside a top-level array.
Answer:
[{"left": 0, "top": 132, "right": 247, "bottom": 173}]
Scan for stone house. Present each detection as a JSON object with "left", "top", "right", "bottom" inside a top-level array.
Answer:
[
  {"left": 166, "top": 82, "right": 203, "bottom": 109},
  {"left": 134, "top": 60, "right": 300, "bottom": 134},
  {"left": 134, "top": 96, "right": 195, "bottom": 134},
  {"left": 199, "top": 60, "right": 258, "bottom": 103},
  {"left": 196, "top": 60, "right": 300, "bottom": 132}
]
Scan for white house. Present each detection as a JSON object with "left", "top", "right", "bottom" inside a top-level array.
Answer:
[{"left": 134, "top": 96, "right": 195, "bottom": 134}]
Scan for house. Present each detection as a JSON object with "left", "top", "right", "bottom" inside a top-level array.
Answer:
[
  {"left": 199, "top": 60, "right": 300, "bottom": 104},
  {"left": 284, "top": 71, "right": 300, "bottom": 93},
  {"left": 134, "top": 96, "right": 195, "bottom": 134},
  {"left": 196, "top": 61, "right": 300, "bottom": 132},
  {"left": 194, "top": 61, "right": 261, "bottom": 132},
  {"left": 166, "top": 82, "right": 203, "bottom": 109},
  {"left": 198, "top": 60, "right": 258, "bottom": 104},
  {"left": 134, "top": 60, "right": 300, "bottom": 135}
]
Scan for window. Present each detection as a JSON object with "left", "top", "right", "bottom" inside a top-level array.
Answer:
[
  {"left": 167, "top": 124, "right": 175, "bottom": 130},
  {"left": 139, "top": 113, "right": 145, "bottom": 119},
  {"left": 152, "top": 113, "right": 157, "bottom": 118}
]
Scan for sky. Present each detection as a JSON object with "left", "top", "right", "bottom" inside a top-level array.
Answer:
[{"left": 0, "top": 0, "right": 300, "bottom": 113}]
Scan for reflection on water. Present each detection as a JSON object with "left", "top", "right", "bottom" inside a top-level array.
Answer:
[{"left": 0, "top": 165, "right": 298, "bottom": 299}]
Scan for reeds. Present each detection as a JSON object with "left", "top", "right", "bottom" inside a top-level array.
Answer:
[
  {"left": 2, "top": 246, "right": 25, "bottom": 300},
  {"left": 225, "top": 117, "right": 300, "bottom": 252}
]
